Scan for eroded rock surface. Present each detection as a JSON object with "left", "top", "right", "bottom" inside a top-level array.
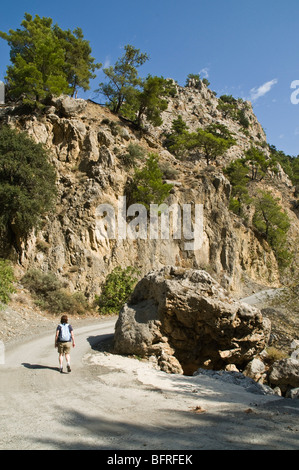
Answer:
[{"left": 114, "top": 266, "right": 271, "bottom": 374}]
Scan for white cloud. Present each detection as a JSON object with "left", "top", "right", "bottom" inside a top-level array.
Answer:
[
  {"left": 250, "top": 79, "right": 278, "bottom": 102},
  {"left": 199, "top": 67, "right": 209, "bottom": 79},
  {"left": 103, "top": 57, "right": 111, "bottom": 69}
]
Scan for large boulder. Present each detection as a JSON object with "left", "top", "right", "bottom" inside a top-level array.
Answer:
[
  {"left": 51, "top": 95, "right": 87, "bottom": 117},
  {"left": 268, "top": 358, "right": 299, "bottom": 393},
  {"left": 114, "top": 267, "right": 271, "bottom": 374}
]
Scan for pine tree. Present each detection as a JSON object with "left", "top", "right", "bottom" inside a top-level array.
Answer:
[
  {"left": 126, "top": 75, "right": 176, "bottom": 128},
  {"left": 0, "top": 126, "right": 57, "bottom": 245},
  {"left": 0, "top": 13, "right": 100, "bottom": 104},
  {"left": 253, "top": 190, "right": 292, "bottom": 267},
  {"left": 130, "top": 154, "right": 173, "bottom": 209},
  {"left": 225, "top": 160, "right": 251, "bottom": 215},
  {"left": 52, "top": 25, "right": 101, "bottom": 98},
  {"left": 97, "top": 44, "right": 149, "bottom": 113},
  {"left": 187, "top": 128, "right": 233, "bottom": 165}
]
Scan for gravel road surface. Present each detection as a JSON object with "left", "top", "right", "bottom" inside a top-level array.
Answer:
[{"left": 0, "top": 316, "right": 298, "bottom": 450}]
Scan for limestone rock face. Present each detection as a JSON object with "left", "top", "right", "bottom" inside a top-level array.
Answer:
[
  {"left": 1, "top": 89, "right": 297, "bottom": 299},
  {"left": 114, "top": 267, "right": 271, "bottom": 374}
]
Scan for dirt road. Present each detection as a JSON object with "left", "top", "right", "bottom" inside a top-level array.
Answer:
[{"left": 0, "top": 317, "right": 298, "bottom": 450}]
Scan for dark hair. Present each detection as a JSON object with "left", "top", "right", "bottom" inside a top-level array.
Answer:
[{"left": 61, "top": 314, "right": 68, "bottom": 324}]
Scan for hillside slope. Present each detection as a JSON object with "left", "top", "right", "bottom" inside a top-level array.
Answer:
[{"left": 0, "top": 82, "right": 298, "bottom": 302}]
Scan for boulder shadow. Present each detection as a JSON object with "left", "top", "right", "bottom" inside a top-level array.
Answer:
[{"left": 86, "top": 333, "right": 114, "bottom": 352}]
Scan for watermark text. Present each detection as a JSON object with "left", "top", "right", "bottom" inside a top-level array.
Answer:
[{"left": 95, "top": 197, "right": 204, "bottom": 251}]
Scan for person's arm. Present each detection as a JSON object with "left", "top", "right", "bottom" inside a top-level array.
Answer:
[
  {"left": 55, "top": 328, "right": 59, "bottom": 348},
  {"left": 71, "top": 330, "right": 75, "bottom": 348}
]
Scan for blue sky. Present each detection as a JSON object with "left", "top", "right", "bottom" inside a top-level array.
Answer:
[{"left": 0, "top": 0, "right": 299, "bottom": 156}]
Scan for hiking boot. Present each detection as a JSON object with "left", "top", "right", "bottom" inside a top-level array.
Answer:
[{"left": 67, "top": 364, "right": 71, "bottom": 372}]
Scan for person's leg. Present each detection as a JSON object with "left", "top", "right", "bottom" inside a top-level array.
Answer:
[
  {"left": 57, "top": 343, "right": 64, "bottom": 372},
  {"left": 65, "top": 353, "right": 71, "bottom": 371},
  {"left": 58, "top": 353, "right": 63, "bottom": 372},
  {"left": 65, "top": 344, "right": 71, "bottom": 372}
]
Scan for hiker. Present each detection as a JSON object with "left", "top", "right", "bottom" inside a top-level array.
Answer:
[{"left": 55, "top": 314, "right": 75, "bottom": 373}]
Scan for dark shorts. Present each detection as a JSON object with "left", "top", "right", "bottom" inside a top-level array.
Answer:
[{"left": 57, "top": 342, "right": 71, "bottom": 354}]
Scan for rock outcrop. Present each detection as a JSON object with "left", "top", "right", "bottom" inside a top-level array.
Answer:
[
  {"left": 268, "top": 358, "right": 299, "bottom": 393},
  {"left": 114, "top": 266, "right": 271, "bottom": 374},
  {"left": 0, "top": 87, "right": 297, "bottom": 300}
]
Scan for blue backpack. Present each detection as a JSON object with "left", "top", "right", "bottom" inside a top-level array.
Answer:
[{"left": 59, "top": 323, "right": 71, "bottom": 342}]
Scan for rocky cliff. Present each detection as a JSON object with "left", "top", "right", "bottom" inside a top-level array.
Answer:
[{"left": 0, "top": 81, "right": 298, "bottom": 301}]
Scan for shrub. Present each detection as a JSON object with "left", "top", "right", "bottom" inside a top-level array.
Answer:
[
  {"left": 253, "top": 191, "right": 292, "bottom": 267},
  {"left": 0, "top": 126, "right": 57, "bottom": 243},
  {"left": 97, "top": 266, "right": 140, "bottom": 314},
  {"left": 129, "top": 153, "right": 173, "bottom": 209},
  {"left": 159, "top": 162, "right": 179, "bottom": 180},
  {"left": 238, "top": 109, "right": 250, "bottom": 129},
  {"left": 186, "top": 128, "right": 233, "bottom": 165},
  {"left": 266, "top": 347, "right": 288, "bottom": 363},
  {"left": 120, "top": 143, "right": 146, "bottom": 167},
  {"left": 0, "top": 258, "right": 15, "bottom": 304},
  {"left": 244, "top": 147, "right": 278, "bottom": 181},
  {"left": 164, "top": 115, "right": 189, "bottom": 154},
  {"left": 22, "top": 269, "right": 88, "bottom": 314},
  {"left": 225, "top": 159, "right": 251, "bottom": 216},
  {"left": 165, "top": 121, "right": 235, "bottom": 164}
]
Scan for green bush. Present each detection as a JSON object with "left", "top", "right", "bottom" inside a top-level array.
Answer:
[
  {"left": 97, "top": 266, "right": 140, "bottom": 314},
  {"left": 22, "top": 269, "right": 88, "bottom": 314},
  {"left": 164, "top": 116, "right": 189, "bottom": 155},
  {"left": 159, "top": 162, "right": 179, "bottom": 180},
  {"left": 225, "top": 158, "right": 292, "bottom": 268},
  {"left": 165, "top": 120, "right": 235, "bottom": 164},
  {"left": 225, "top": 159, "right": 251, "bottom": 216},
  {"left": 253, "top": 191, "right": 292, "bottom": 267},
  {"left": 120, "top": 143, "right": 146, "bottom": 167},
  {"left": 129, "top": 153, "right": 173, "bottom": 209},
  {"left": 0, "top": 258, "right": 15, "bottom": 304},
  {"left": 0, "top": 126, "right": 57, "bottom": 243}
]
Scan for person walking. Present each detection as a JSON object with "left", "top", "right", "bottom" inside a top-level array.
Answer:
[{"left": 55, "top": 314, "right": 75, "bottom": 373}]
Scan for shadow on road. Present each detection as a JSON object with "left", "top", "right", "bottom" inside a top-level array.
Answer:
[
  {"left": 22, "top": 362, "right": 59, "bottom": 372},
  {"left": 86, "top": 334, "right": 114, "bottom": 352},
  {"left": 30, "top": 405, "right": 299, "bottom": 450}
]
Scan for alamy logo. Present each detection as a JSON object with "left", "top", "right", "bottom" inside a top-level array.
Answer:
[
  {"left": 0, "top": 340, "right": 5, "bottom": 365},
  {"left": 0, "top": 81, "right": 4, "bottom": 105},
  {"left": 95, "top": 196, "right": 204, "bottom": 251},
  {"left": 290, "top": 80, "right": 299, "bottom": 104}
]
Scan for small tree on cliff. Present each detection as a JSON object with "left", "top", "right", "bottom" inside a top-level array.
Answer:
[
  {"left": 123, "top": 75, "right": 176, "bottom": 128},
  {"left": 253, "top": 190, "right": 292, "bottom": 267},
  {"left": 187, "top": 128, "right": 234, "bottom": 165},
  {"left": 225, "top": 159, "right": 251, "bottom": 216},
  {"left": 97, "top": 44, "right": 149, "bottom": 114},
  {"left": 0, "top": 126, "right": 57, "bottom": 247},
  {"left": 0, "top": 13, "right": 101, "bottom": 104},
  {"left": 129, "top": 153, "right": 173, "bottom": 209}
]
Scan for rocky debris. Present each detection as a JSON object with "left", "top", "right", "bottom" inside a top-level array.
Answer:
[
  {"left": 114, "top": 266, "right": 271, "bottom": 375},
  {"left": 193, "top": 368, "right": 275, "bottom": 396},
  {"left": 286, "top": 387, "right": 299, "bottom": 399},
  {"left": 290, "top": 339, "right": 299, "bottom": 360},
  {"left": 268, "top": 358, "right": 299, "bottom": 393},
  {"left": 243, "top": 357, "right": 267, "bottom": 382}
]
